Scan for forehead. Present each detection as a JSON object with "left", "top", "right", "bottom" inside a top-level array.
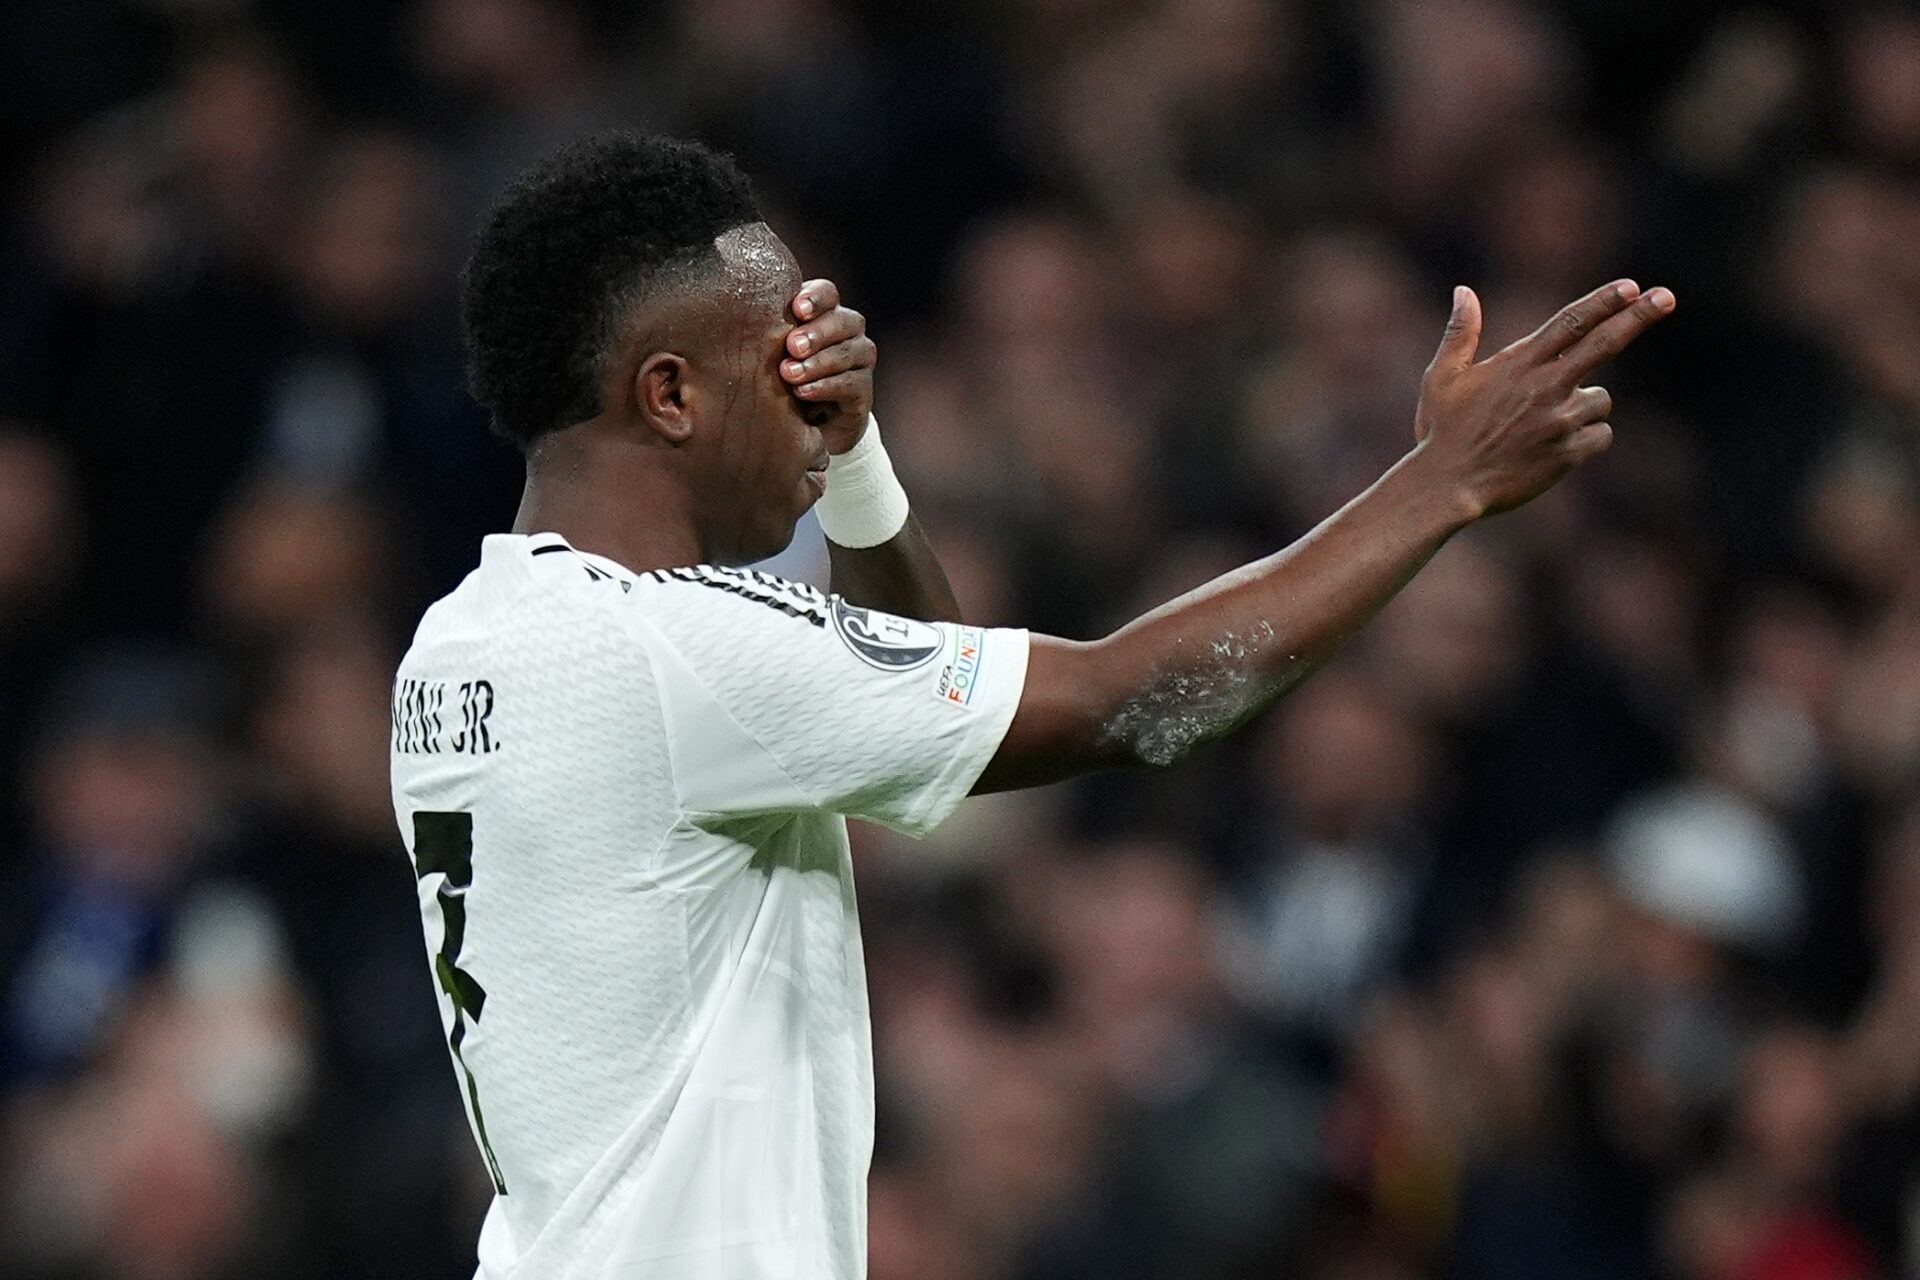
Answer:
[{"left": 713, "top": 223, "right": 801, "bottom": 325}]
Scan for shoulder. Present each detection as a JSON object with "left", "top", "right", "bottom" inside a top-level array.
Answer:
[
  {"left": 634, "top": 566, "right": 956, "bottom": 671},
  {"left": 401, "top": 537, "right": 641, "bottom": 681},
  {"left": 633, "top": 564, "right": 832, "bottom": 629}
]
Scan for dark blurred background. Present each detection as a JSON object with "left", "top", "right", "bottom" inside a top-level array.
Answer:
[{"left": 4, "top": 1, "right": 1920, "bottom": 1278}]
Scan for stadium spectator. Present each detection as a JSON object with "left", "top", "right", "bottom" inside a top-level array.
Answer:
[{"left": 2, "top": 2, "right": 1918, "bottom": 1276}]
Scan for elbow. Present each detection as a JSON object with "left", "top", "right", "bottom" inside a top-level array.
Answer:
[
  {"left": 1091, "top": 659, "right": 1268, "bottom": 771},
  {"left": 1099, "top": 719, "right": 1208, "bottom": 771},
  {"left": 1091, "top": 687, "right": 1225, "bottom": 771}
]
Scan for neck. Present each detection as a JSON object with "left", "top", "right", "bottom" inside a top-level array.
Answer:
[{"left": 510, "top": 422, "right": 704, "bottom": 574}]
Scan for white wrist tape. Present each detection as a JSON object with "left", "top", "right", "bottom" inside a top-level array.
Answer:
[{"left": 816, "top": 414, "right": 910, "bottom": 548}]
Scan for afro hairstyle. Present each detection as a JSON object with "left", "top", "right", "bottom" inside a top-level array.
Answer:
[{"left": 461, "top": 132, "right": 761, "bottom": 448}]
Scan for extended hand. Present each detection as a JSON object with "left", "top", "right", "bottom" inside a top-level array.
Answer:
[
  {"left": 781, "top": 279, "right": 876, "bottom": 454},
  {"left": 1412, "top": 279, "right": 1676, "bottom": 518}
]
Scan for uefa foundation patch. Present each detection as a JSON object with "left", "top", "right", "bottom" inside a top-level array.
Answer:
[{"left": 935, "top": 626, "right": 987, "bottom": 708}]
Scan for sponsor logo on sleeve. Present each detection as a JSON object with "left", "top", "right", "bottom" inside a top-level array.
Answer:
[
  {"left": 831, "top": 597, "right": 944, "bottom": 670},
  {"left": 934, "top": 626, "right": 988, "bottom": 708}
]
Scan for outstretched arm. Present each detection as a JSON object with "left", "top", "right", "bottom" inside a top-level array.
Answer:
[
  {"left": 974, "top": 279, "right": 1676, "bottom": 792},
  {"left": 781, "top": 279, "right": 962, "bottom": 623}
]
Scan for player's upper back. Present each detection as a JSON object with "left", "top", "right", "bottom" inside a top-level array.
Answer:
[
  {"left": 392, "top": 533, "right": 669, "bottom": 835},
  {"left": 398, "top": 530, "right": 1029, "bottom": 839},
  {"left": 388, "top": 531, "right": 1028, "bottom": 1264}
]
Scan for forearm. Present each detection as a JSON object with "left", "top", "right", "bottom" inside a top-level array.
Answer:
[
  {"left": 1098, "top": 451, "right": 1469, "bottom": 758},
  {"left": 815, "top": 415, "right": 962, "bottom": 622},
  {"left": 976, "top": 449, "right": 1473, "bottom": 790},
  {"left": 826, "top": 514, "right": 962, "bottom": 622}
]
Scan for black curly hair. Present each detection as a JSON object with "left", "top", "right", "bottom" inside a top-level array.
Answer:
[{"left": 461, "top": 132, "right": 761, "bottom": 448}]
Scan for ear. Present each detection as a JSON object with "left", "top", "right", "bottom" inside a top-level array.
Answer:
[{"left": 634, "top": 353, "right": 695, "bottom": 443}]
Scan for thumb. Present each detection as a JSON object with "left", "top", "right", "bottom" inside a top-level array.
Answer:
[{"left": 1429, "top": 285, "right": 1482, "bottom": 374}]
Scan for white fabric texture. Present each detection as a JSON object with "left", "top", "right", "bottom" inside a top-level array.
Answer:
[
  {"left": 813, "top": 415, "right": 910, "bottom": 549},
  {"left": 390, "top": 533, "right": 1028, "bottom": 1280}
]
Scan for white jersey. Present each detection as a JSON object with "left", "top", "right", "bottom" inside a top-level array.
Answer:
[{"left": 389, "top": 533, "right": 1028, "bottom": 1280}]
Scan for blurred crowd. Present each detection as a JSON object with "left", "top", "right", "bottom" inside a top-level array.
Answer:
[{"left": 5, "top": 0, "right": 1920, "bottom": 1277}]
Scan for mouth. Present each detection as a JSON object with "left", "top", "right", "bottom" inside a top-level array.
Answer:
[{"left": 804, "top": 456, "right": 829, "bottom": 501}]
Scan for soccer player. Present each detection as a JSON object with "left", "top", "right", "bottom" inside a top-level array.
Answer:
[{"left": 390, "top": 133, "right": 1673, "bottom": 1279}]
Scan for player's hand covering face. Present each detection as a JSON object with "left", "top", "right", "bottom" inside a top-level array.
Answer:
[{"left": 779, "top": 278, "right": 876, "bottom": 456}]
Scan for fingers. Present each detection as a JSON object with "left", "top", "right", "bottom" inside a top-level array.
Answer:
[
  {"left": 1563, "top": 421, "right": 1614, "bottom": 464},
  {"left": 791, "top": 278, "right": 840, "bottom": 321},
  {"left": 1562, "top": 384, "right": 1612, "bottom": 427},
  {"left": 782, "top": 333, "right": 875, "bottom": 386},
  {"left": 790, "top": 369, "right": 869, "bottom": 403},
  {"left": 784, "top": 277, "right": 875, "bottom": 414},
  {"left": 1517, "top": 279, "right": 1639, "bottom": 362},
  {"left": 786, "top": 303, "right": 865, "bottom": 359},
  {"left": 1553, "top": 286, "right": 1676, "bottom": 385},
  {"left": 787, "top": 300, "right": 865, "bottom": 365},
  {"left": 1428, "top": 285, "right": 1484, "bottom": 374}
]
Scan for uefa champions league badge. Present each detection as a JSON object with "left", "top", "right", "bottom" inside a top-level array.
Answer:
[{"left": 830, "top": 597, "right": 944, "bottom": 670}]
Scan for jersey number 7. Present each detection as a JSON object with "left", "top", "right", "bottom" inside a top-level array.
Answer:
[{"left": 413, "top": 810, "right": 509, "bottom": 1194}]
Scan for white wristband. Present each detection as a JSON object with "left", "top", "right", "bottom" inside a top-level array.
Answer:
[{"left": 816, "top": 414, "right": 910, "bottom": 549}]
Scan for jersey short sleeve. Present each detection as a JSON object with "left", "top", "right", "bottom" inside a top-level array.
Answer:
[{"left": 629, "top": 565, "right": 1028, "bottom": 838}]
